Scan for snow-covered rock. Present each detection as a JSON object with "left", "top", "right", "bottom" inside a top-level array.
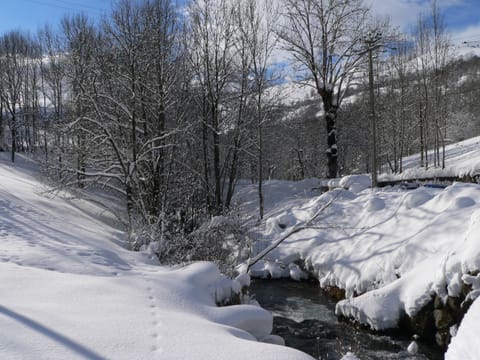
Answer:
[
  {"left": 340, "top": 352, "right": 360, "bottom": 360},
  {"left": 407, "top": 341, "right": 418, "bottom": 355},
  {"left": 339, "top": 174, "right": 371, "bottom": 192}
]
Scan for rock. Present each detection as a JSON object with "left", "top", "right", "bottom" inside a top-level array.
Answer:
[
  {"left": 323, "top": 285, "right": 346, "bottom": 301},
  {"left": 407, "top": 341, "right": 418, "bottom": 355},
  {"left": 446, "top": 296, "right": 462, "bottom": 318},
  {"left": 433, "top": 309, "right": 454, "bottom": 330},
  {"left": 399, "top": 298, "right": 436, "bottom": 343},
  {"left": 435, "top": 328, "right": 450, "bottom": 348},
  {"left": 433, "top": 295, "right": 443, "bottom": 309}
]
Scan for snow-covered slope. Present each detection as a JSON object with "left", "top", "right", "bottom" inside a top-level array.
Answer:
[
  {"left": 380, "top": 136, "right": 480, "bottom": 181},
  {"left": 452, "top": 43, "right": 480, "bottom": 61},
  {"left": 0, "top": 153, "right": 312, "bottom": 360}
]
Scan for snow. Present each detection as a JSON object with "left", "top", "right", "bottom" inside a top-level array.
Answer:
[
  {"left": 338, "top": 174, "right": 371, "bottom": 193},
  {"left": 379, "top": 135, "right": 480, "bottom": 181},
  {"left": 0, "top": 153, "right": 312, "bottom": 360},
  {"left": 451, "top": 44, "right": 480, "bottom": 61},
  {"left": 340, "top": 352, "right": 360, "bottom": 360},
  {"left": 445, "top": 298, "right": 480, "bottom": 360},
  {"left": 235, "top": 139, "right": 480, "bottom": 355},
  {"left": 239, "top": 182, "right": 480, "bottom": 303},
  {"left": 5, "top": 134, "right": 480, "bottom": 359}
]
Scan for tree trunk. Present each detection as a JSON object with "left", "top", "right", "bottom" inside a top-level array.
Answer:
[
  {"left": 225, "top": 138, "right": 239, "bottom": 210},
  {"left": 10, "top": 113, "right": 16, "bottom": 163},
  {"left": 321, "top": 90, "right": 338, "bottom": 179},
  {"left": 126, "top": 180, "right": 135, "bottom": 248},
  {"left": 212, "top": 103, "right": 222, "bottom": 214},
  {"left": 11, "top": 127, "right": 16, "bottom": 163},
  {"left": 258, "top": 120, "right": 264, "bottom": 220},
  {"left": 0, "top": 101, "right": 3, "bottom": 152},
  {"left": 201, "top": 104, "right": 211, "bottom": 212}
]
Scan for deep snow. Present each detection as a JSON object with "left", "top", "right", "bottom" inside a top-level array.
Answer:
[
  {"left": 4, "top": 138, "right": 480, "bottom": 359},
  {"left": 0, "top": 153, "right": 312, "bottom": 360},
  {"left": 235, "top": 142, "right": 480, "bottom": 359}
]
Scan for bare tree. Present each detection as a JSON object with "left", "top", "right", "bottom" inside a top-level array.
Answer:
[
  {"left": 430, "top": 0, "right": 451, "bottom": 168},
  {"left": 188, "top": 0, "right": 238, "bottom": 214},
  {"left": 413, "top": 0, "right": 451, "bottom": 169},
  {"left": 38, "top": 25, "right": 66, "bottom": 165},
  {"left": 278, "top": 0, "right": 370, "bottom": 178},
  {"left": 237, "top": 0, "right": 279, "bottom": 219},
  {"left": 377, "top": 32, "right": 415, "bottom": 174},
  {"left": 0, "top": 31, "right": 37, "bottom": 162}
]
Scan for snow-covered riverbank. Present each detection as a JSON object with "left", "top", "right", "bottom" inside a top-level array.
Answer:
[
  {"left": 235, "top": 176, "right": 480, "bottom": 357},
  {"left": 0, "top": 153, "right": 312, "bottom": 360}
]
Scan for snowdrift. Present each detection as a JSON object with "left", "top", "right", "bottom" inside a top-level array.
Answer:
[{"left": 0, "top": 153, "right": 312, "bottom": 360}]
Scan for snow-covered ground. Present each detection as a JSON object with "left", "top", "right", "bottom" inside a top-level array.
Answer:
[
  {"left": 0, "top": 153, "right": 312, "bottom": 360},
  {"left": 236, "top": 172, "right": 480, "bottom": 358},
  {"left": 379, "top": 135, "right": 480, "bottom": 181},
  {"left": 4, "top": 134, "right": 480, "bottom": 359}
]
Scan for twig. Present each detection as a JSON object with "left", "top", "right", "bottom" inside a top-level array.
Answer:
[{"left": 246, "top": 191, "right": 340, "bottom": 272}]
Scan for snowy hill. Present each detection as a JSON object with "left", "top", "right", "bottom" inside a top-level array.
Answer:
[
  {"left": 379, "top": 135, "right": 480, "bottom": 181},
  {"left": 452, "top": 43, "right": 480, "bottom": 61},
  {"left": 0, "top": 153, "right": 312, "bottom": 360}
]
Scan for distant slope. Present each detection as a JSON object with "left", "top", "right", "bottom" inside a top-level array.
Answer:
[{"left": 379, "top": 135, "right": 480, "bottom": 181}]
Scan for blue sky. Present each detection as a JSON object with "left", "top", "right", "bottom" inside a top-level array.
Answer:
[
  {"left": 0, "top": 0, "right": 111, "bottom": 34},
  {"left": 0, "top": 0, "right": 479, "bottom": 45},
  {"left": 369, "top": 0, "right": 480, "bottom": 45}
]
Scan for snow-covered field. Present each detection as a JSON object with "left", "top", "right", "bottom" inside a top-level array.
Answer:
[
  {"left": 0, "top": 153, "right": 312, "bottom": 360},
  {"left": 236, "top": 172, "right": 480, "bottom": 357}
]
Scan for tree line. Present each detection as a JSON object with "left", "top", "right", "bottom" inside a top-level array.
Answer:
[{"left": 0, "top": 0, "right": 473, "bottom": 262}]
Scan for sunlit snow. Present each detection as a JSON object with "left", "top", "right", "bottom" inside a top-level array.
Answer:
[
  {"left": 0, "top": 153, "right": 312, "bottom": 360},
  {"left": 235, "top": 137, "right": 480, "bottom": 359}
]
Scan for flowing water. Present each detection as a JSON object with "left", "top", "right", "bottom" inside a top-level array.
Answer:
[{"left": 251, "top": 279, "right": 443, "bottom": 360}]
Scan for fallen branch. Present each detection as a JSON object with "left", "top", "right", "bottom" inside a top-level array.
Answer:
[{"left": 246, "top": 191, "right": 340, "bottom": 272}]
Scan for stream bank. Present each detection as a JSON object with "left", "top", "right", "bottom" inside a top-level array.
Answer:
[{"left": 251, "top": 279, "right": 443, "bottom": 360}]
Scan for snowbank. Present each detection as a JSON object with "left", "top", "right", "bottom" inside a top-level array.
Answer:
[
  {"left": 0, "top": 154, "right": 312, "bottom": 360},
  {"left": 445, "top": 297, "right": 480, "bottom": 360},
  {"left": 235, "top": 174, "right": 480, "bottom": 351}
]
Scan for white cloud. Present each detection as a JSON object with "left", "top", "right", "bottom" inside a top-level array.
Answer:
[
  {"left": 366, "top": 0, "right": 430, "bottom": 31},
  {"left": 367, "top": 0, "right": 468, "bottom": 32},
  {"left": 367, "top": 0, "right": 480, "bottom": 46},
  {"left": 450, "top": 23, "right": 480, "bottom": 45}
]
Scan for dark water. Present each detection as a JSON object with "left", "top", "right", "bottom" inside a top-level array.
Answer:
[{"left": 251, "top": 279, "right": 443, "bottom": 360}]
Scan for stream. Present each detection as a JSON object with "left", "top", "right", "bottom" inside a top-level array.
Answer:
[{"left": 251, "top": 279, "right": 443, "bottom": 360}]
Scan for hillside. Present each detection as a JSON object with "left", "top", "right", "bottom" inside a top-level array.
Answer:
[
  {"left": 266, "top": 45, "right": 480, "bottom": 179},
  {"left": 0, "top": 153, "right": 312, "bottom": 360},
  {"left": 379, "top": 135, "right": 480, "bottom": 181}
]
